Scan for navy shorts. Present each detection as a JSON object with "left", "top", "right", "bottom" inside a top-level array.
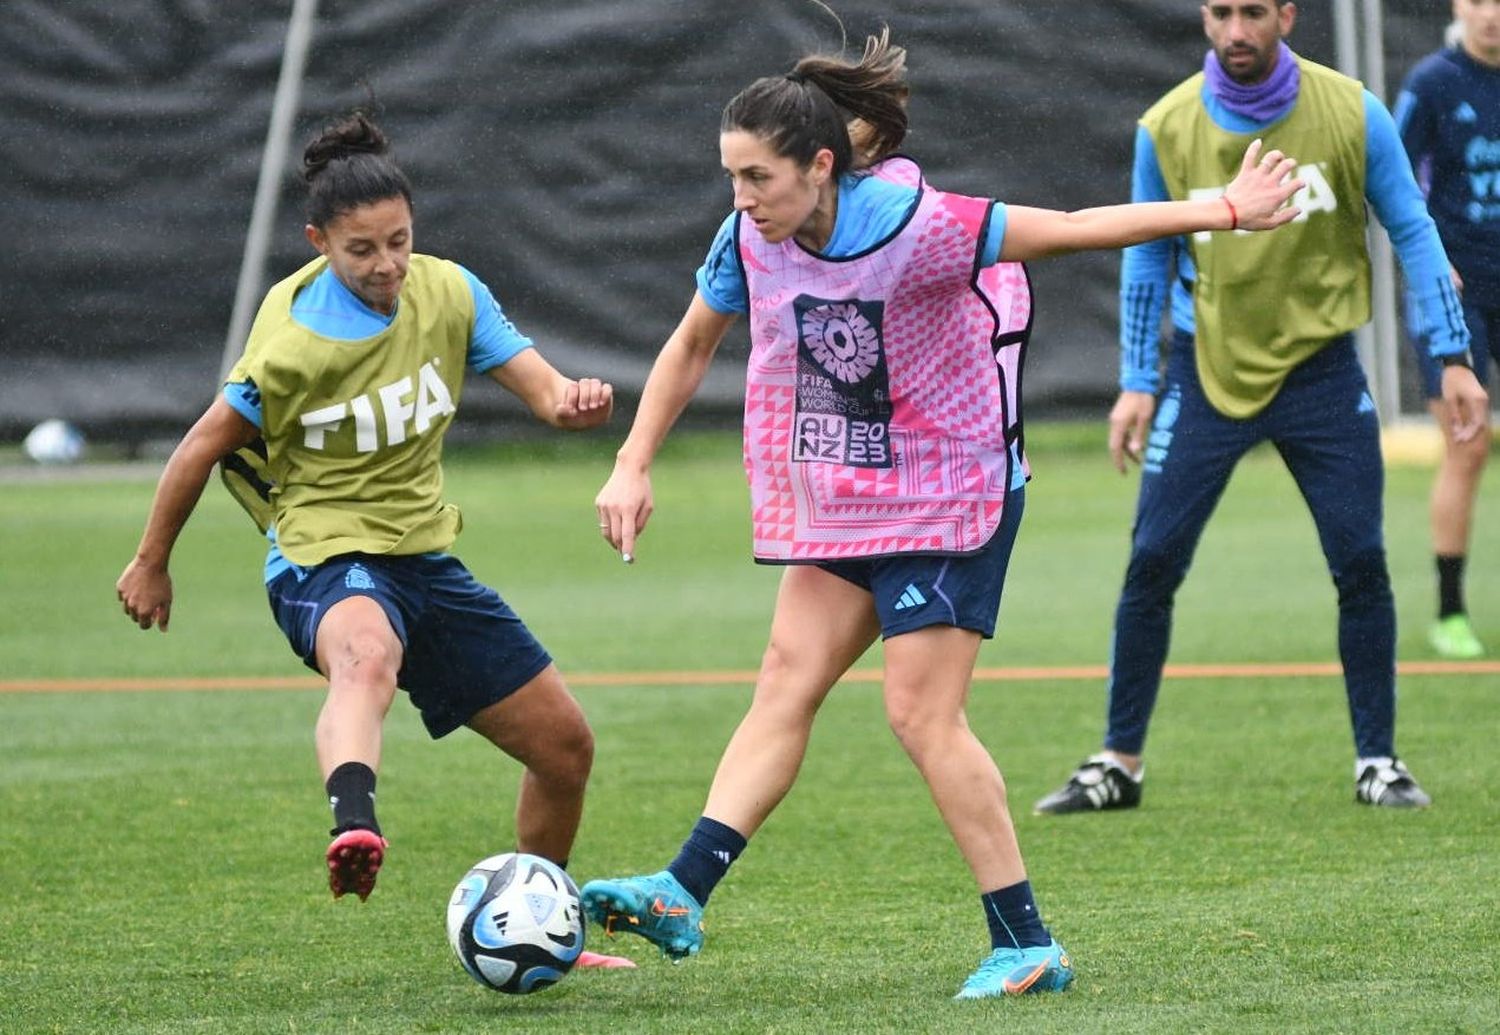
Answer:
[
  {"left": 267, "top": 553, "right": 552, "bottom": 739},
  {"left": 816, "top": 487, "right": 1025, "bottom": 640},
  {"left": 1411, "top": 299, "right": 1498, "bottom": 398}
]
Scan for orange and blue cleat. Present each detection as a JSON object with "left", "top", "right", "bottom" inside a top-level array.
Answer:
[
  {"left": 954, "top": 939, "right": 1074, "bottom": 999},
  {"left": 580, "top": 871, "right": 705, "bottom": 961}
]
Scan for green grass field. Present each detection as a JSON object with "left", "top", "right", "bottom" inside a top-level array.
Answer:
[{"left": 2, "top": 427, "right": 1497, "bottom": 1034}]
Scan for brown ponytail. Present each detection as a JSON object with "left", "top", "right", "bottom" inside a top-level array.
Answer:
[
  {"left": 721, "top": 26, "right": 909, "bottom": 176},
  {"left": 791, "top": 28, "right": 909, "bottom": 169}
]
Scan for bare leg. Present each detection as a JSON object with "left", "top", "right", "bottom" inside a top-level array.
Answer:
[
  {"left": 313, "top": 595, "right": 402, "bottom": 899},
  {"left": 469, "top": 669, "right": 638, "bottom": 969},
  {"left": 701, "top": 565, "right": 881, "bottom": 836},
  {"left": 313, "top": 595, "right": 402, "bottom": 779},
  {"left": 466, "top": 664, "right": 594, "bottom": 865},
  {"left": 578, "top": 567, "right": 880, "bottom": 959},
  {"left": 883, "top": 625, "right": 1025, "bottom": 890},
  {"left": 1428, "top": 398, "right": 1489, "bottom": 559}
]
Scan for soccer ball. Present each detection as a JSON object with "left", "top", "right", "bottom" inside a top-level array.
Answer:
[
  {"left": 22, "top": 419, "right": 85, "bottom": 465},
  {"left": 446, "top": 852, "right": 584, "bottom": 994}
]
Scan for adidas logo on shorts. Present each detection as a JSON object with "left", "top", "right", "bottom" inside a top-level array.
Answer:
[{"left": 893, "top": 583, "right": 927, "bottom": 611}]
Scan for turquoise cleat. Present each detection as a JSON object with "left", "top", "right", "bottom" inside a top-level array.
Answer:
[
  {"left": 954, "top": 939, "right": 1074, "bottom": 999},
  {"left": 580, "top": 870, "right": 705, "bottom": 961}
]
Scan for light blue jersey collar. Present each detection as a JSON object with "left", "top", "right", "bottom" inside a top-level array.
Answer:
[{"left": 290, "top": 266, "right": 399, "bottom": 340}]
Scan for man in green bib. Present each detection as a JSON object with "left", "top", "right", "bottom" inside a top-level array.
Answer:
[{"left": 1035, "top": 1, "right": 1488, "bottom": 815}]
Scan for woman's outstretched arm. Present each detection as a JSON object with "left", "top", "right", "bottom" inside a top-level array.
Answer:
[{"left": 1001, "top": 139, "right": 1303, "bottom": 261}]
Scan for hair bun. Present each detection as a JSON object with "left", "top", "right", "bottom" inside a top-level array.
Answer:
[{"left": 302, "top": 112, "right": 390, "bottom": 182}]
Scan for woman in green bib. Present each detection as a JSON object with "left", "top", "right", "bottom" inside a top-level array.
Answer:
[{"left": 116, "top": 115, "right": 628, "bottom": 961}]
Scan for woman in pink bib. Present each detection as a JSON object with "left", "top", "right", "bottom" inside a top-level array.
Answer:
[{"left": 583, "top": 27, "right": 1300, "bottom": 998}]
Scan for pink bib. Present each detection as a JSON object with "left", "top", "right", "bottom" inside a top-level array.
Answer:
[{"left": 740, "top": 157, "right": 1031, "bottom": 561}]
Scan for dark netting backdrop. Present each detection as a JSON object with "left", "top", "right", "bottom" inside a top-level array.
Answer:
[{"left": 0, "top": 1, "right": 1448, "bottom": 439}]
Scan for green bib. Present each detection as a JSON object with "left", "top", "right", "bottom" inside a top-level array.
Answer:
[
  {"left": 1141, "top": 57, "right": 1371, "bottom": 418},
  {"left": 226, "top": 254, "right": 475, "bottom": 565}
]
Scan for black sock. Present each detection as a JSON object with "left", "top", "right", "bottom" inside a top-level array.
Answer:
[
  {"left": 1437, "top": 554, "right": 1466, "bottom": 619},
  {"left": 981, "top": 880, "right": 1051, "bottom": 950},
  {"left": 666, "top": 816, "right": 747, "bottom": 906},
  {"left": 325, "top": 761, "right": 380, "bottom": 836}
]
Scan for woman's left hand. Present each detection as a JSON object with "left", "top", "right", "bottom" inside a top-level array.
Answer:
[
  {"left": 1223, "top": 138, "right": 1304, "bottom": 231},
  {"left": 555, "top": 377, "right": 614, "bottom": 429}
]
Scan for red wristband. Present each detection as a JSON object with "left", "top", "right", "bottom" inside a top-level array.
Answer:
[{"left": 1222, "top": 196, "right": 1238, "bottom": 231}]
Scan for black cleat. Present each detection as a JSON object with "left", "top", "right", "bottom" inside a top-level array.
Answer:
[
  {"left": 1355, "top": 757, "right": 1431, "bottom": 809},
  {"left": 1033, "top": 755, "right": 1143, "bottom": 815}
]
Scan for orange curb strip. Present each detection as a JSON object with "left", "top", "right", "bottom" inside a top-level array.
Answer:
[{"left": 3, "top": 659, "right": 1497, "bottom": 694}]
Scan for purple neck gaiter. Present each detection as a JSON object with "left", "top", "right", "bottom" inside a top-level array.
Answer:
[{"left": 1203, "top": 41, "right": 1300, "bottom": 122}]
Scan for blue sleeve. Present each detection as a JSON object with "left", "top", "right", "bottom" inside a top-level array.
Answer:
[
  {"left": 694, "top": 213, "right": 748, "bottom": 315},
  {"left": 1392, "top": 87, "right": 1436, "bottom": 179},
  {"left": 459, "top": 265, "right": 535, "bottom": 374},
  {"left": 1118, "top": 124, "right": 1174, "bottom": 393},
  {"left": 1364, "top": 91, "right": 1470, "bottom": 358},
  {"left": 1394, "top": 57, "right": 1442, "bottom": 182},
  {"left": 979, "top": 203, "right": 1008, "bottom": 267},
  {"left": 223, "top": 379, "right": 263, "bottom": 429}
]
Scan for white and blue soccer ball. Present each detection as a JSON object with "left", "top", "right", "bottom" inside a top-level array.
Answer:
[
  {"left": 446, "top": 852, "right": 584, "bottom": 994},
  {"left": 22, "top": 419, "right": 85, "bottom": 465}
]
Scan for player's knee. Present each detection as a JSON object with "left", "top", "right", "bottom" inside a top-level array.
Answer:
[
  {"left": 884, "top": 712, "right": 928, "bottom": 759},
  {"left": 883, "top": 692, "right": 953, "bottom": 760},
  {"left": 525, "top": 726, "right": 592, "bottom": 797},
  {"left": 546, "top": 715, "right": 594, "bottom": 790},
  {"left": 1332, "top": 548, "right": 1392, "bottom": 606},
  {"left": 758, "top": 637, "right": 802, "bottom": 684},
  {"left": 1122, "top": 543, "right": 1188, "bottom": 600},
  {"left": 572, "top": 721, "right": 596, "bottom": 778},
  {"left": 751, "top": 640, "right": 827, "bottom": 723},
  {"left": 1451, "top": 429, "right": 1491, "bottom": 474},
  {"left": 326, "top": 629, "right": 401, "bottom": 691}
]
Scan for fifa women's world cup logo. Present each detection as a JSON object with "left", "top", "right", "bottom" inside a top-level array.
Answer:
[
  {"left": 791, "top": 295, "right": 893, "bottom": 468},
  {"left": 804, "top": 302, "right": 881, "bottom": 383}
]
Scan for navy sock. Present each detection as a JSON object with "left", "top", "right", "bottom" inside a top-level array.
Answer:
[
  {"left": 325, "top": 761, "right": 380, "bottom": 837},
  {"left": 981, "top": 880, "right": 1050, "bottom": 950},
  {"left": 1437, "top": 554, "right": 1466, "bottom": 618},
  {"left": 665, "top": 816, "right": 747, "bottom": 906}
]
